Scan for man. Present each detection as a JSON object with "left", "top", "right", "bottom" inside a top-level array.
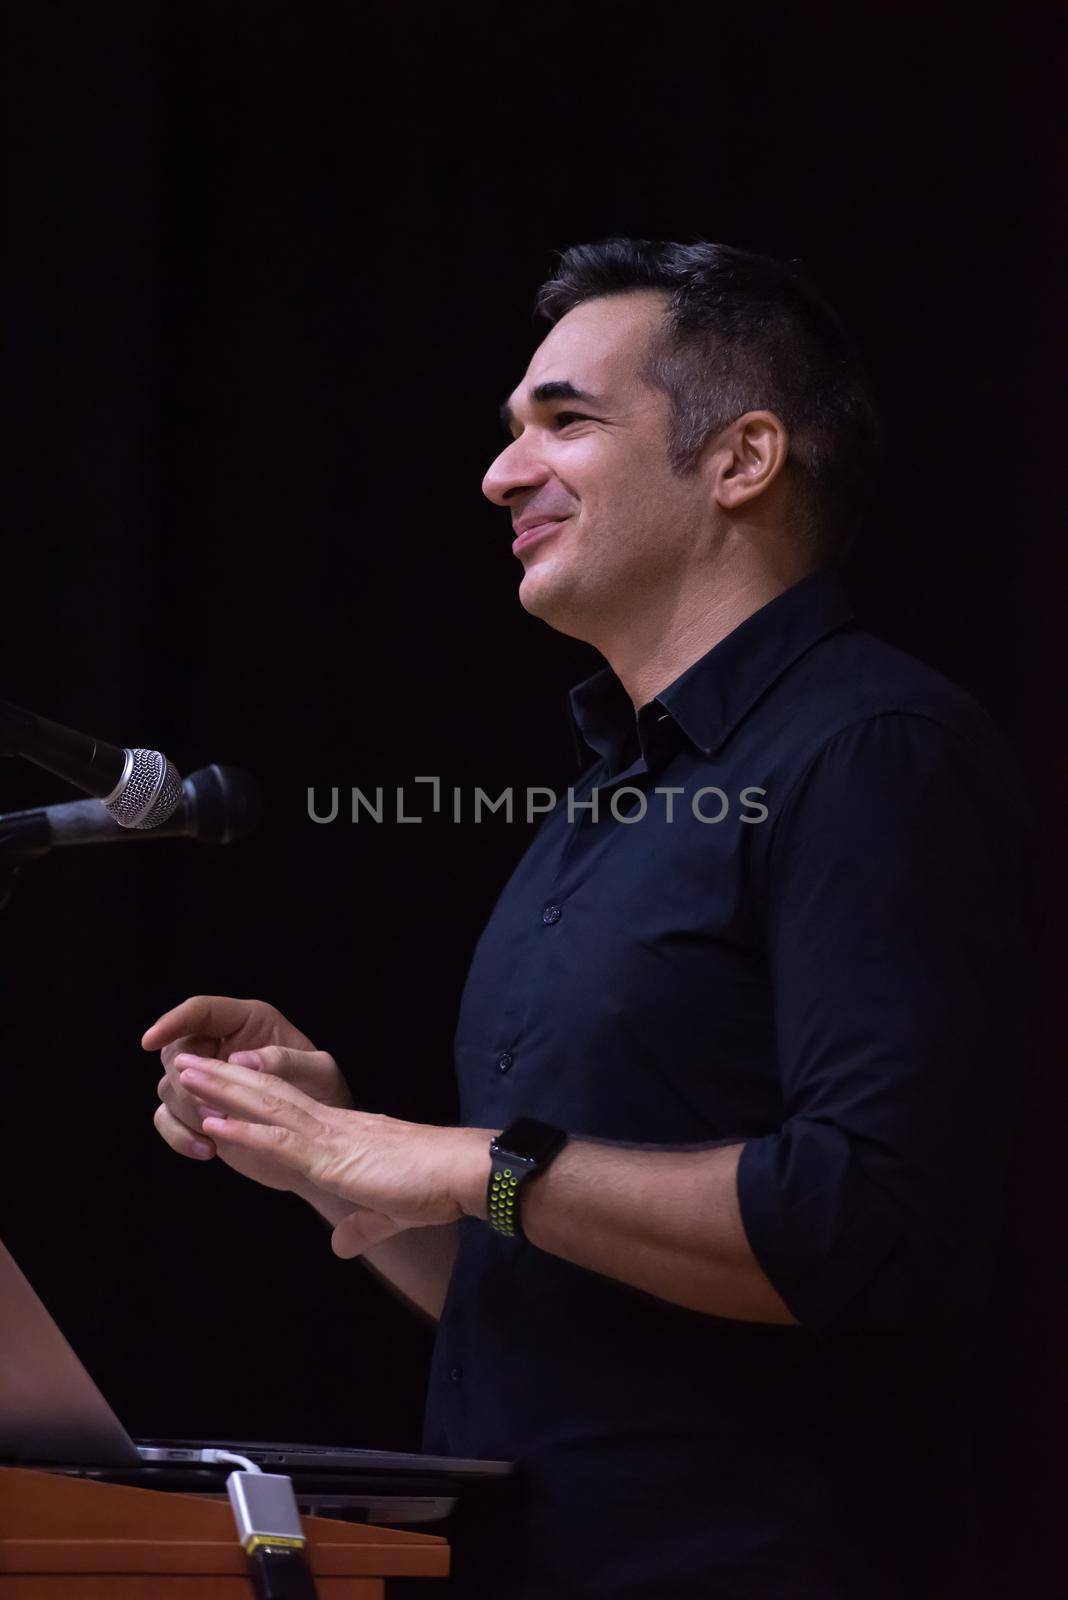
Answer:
[{"left": 147, "top": 240, "right": 1034, "bottom": 1597}]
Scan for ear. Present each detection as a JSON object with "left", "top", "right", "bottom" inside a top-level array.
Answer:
[{"left": 711, "top": 411, "right": 790, "bottom": 512}]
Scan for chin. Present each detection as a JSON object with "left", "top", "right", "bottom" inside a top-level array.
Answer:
[
  {"left": 517, "top": 562, "right": 562, "bottom": 616},
  {"left": 517, "top": 569, "right": 592, "bottom": 641}
]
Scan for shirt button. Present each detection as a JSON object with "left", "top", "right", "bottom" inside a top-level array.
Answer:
[
  {"left": 496, "top": 1052, "right": 513, "bottom": 1074},
  {"left": 449, "top": 1366, "right": 463, "bottom": 1384},
  {"left": 542, "top": 903, "right": 562, "bottom": 925}
]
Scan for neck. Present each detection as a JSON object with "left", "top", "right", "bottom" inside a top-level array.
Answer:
[{"left": 599, "top": 550, "right": 814, "bottom": 712}]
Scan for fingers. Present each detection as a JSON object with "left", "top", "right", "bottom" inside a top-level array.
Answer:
[
  {"left": 161, "top": 1033, "right": 223, "bottom": 1076},
  {"left": 142, "top": 996, "right": 263, "bottom": 1052},
  {"left": 157, "top": 1070, "right": 215, "bottom": 1133},
  {"left": 160, "top": 1037, "right": 225, "bottom": 1134},
  {"left": 175, "top": 1056, "right": 327, "bottom": 1136},
  {"left": 228, "top": 1044, "right": 306, "bottom": 1075},
  {"left": 153, "top": 1100, "right": 216, "bottom": 1161},
  {"left": 226, "top": 1045, "right": 353, "bottom": 1109},
  {"left": 194, "top": 1116, "right": 307, "bottom": 1176},
  {"left": 175, "top": 1056, "right": 346, "bottom": 1187}
]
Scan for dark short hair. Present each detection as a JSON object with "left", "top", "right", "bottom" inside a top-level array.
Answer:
[{"left": 536, "top": 238, "right": 883, "bottom": 565}]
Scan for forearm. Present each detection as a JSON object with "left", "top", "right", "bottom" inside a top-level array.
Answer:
[
  {"left": 179, "top": 1054, "right": 792, "bottom": 1325},
  {"left": 297, "top": 1181, "right": 459, "bottom": 1322},
  {"left": 359, "top": 1222, "right": 460, "bottom": 1322},
  {"left": 459, "top": 1133, "right": 796, "bottom": 1324}
]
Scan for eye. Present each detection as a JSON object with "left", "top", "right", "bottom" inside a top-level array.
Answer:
[{"left": 553, "top": 411, "right": 591, "bottom": 429}]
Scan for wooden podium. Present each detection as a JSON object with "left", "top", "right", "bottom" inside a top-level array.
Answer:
[{"left": 0, "top": 1466, "right": 450, "bottom": 1597}]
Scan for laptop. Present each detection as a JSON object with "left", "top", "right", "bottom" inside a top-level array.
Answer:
[{"left": 0, "top": 1235, "right": 511, "bottom": 1523}]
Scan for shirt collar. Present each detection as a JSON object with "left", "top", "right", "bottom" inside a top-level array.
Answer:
[{"left": 566, "top": 568, "right": 856, "bottom": 773}]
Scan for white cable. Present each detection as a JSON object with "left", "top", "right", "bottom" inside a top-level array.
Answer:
[{"left": 198, "top": 1447, "right": 263, "bottom": 1474}]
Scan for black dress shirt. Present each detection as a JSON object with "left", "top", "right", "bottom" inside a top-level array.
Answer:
[{"left": 422, "top": 569, "right": 1035, "bottom": 1598}]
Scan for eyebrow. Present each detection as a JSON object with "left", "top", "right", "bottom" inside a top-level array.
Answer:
[{"left": 499, "top": 379, "right": 605, "bottom": 432}]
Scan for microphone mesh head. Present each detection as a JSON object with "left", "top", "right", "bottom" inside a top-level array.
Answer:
[{"left": 105, "top": 749, "right": 185, "bottom": 829}]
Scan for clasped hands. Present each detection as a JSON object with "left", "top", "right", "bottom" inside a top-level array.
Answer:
[{"left": 145, "top": 995, "right": 491, "bottom": 1257}]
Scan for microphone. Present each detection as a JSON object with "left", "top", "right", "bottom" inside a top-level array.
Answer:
[
  {"left": 0, "top": 765, "right": 262, "bottom": 856},
  {"left": 0, "top": 697, "right": 182, "bottom": 829}
]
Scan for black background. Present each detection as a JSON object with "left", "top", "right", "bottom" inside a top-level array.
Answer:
[{"left": 5, "top": 2, "right": 1065, "bottom": 1588}]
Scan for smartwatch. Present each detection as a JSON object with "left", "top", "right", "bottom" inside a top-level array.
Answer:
[{"left": 486, "top": 1117, "right": 568, "bottom": 1239}]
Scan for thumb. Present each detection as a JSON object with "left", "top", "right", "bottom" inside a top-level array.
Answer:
[{"left": 331, "top": 1210, "right": 409, "bottom": 1259}]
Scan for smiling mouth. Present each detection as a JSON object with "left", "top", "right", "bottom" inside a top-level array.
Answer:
[{"left": 512, "top": 518, "right": 566, "bottom": 554}]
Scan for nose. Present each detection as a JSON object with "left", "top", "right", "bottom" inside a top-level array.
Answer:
[{"left": 481, "top": 433, "right": 550, "bottom": 507}]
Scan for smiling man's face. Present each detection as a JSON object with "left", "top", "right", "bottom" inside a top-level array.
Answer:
[{"left": 483, "top": 291, "right": 716, "bottom": 647}]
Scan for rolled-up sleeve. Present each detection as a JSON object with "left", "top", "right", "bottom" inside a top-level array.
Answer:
[{"left": 736, "top": 710, "right": 1034, "bottom": 1333}]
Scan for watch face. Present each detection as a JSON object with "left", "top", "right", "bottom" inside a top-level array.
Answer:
[{"left": 496, "top": 1116, "right": 566, "bottom": 1165}]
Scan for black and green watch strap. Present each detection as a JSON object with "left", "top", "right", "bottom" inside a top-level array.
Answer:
[
  {"left": 486, "top": 1117, "right": 569, "bottom": 1240},
  {"left": 487, "top": 1154, "right": 524, "bottom": 1236}
]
